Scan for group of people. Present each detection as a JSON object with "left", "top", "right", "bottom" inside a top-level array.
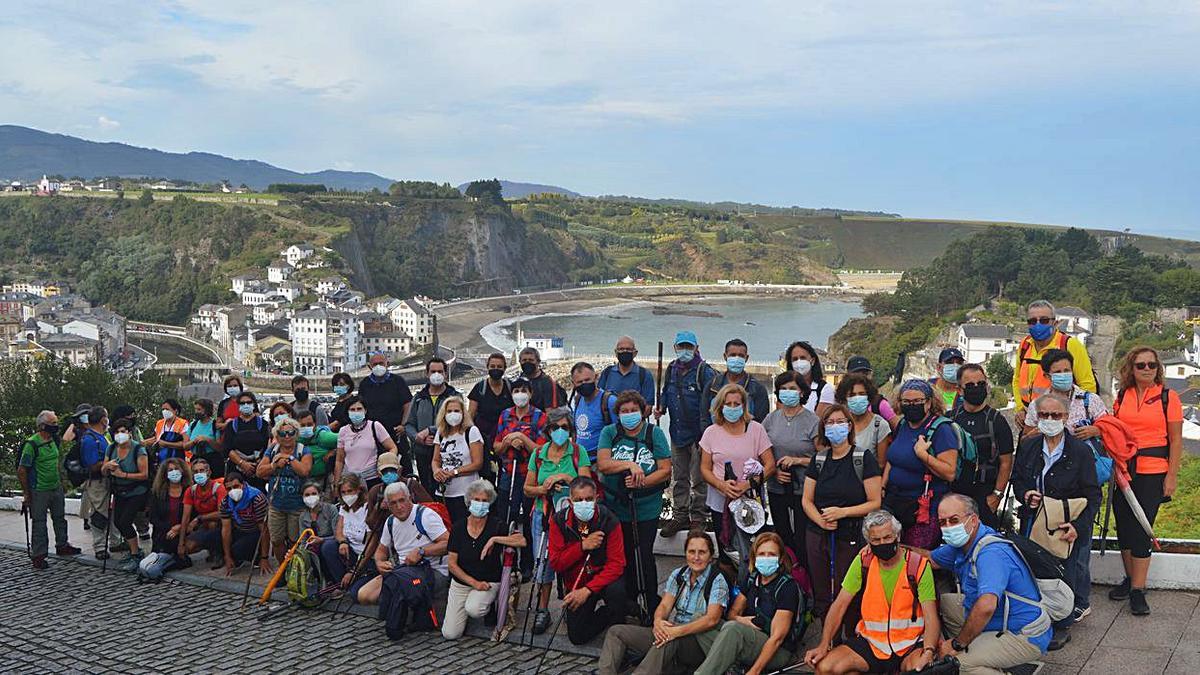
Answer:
[{"left": 18, "top": 300, "right": 1184, "bottom": 674}]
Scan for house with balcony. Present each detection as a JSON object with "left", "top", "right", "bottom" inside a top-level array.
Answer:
[{"left": 957, "top": 323, "right": 1018, "bottom": 364}]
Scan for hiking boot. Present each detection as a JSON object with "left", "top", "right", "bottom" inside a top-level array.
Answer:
[
  {"left": 532, "top": 609, "right": 551, "bottom": 635},
  {"left": 1048, "top": 627, "right": 1071, "bottom": 651},
  {"left": 94, "top": 550, "right": 110, "bottom": 561},
  {"left": 1130, "top": 589, "right": 1150, "bottom": 616},
  {"left": 56, "top": 544, "right": 82, "bottom": 556},
  {"left": 1072, "top": 606, "right": 1091, "bottom": 624},
  {"left": 110, "top": 541, "right": 130, "bottom": 553},
  {"left": 1108, "top": 577, "right": 1130, "bottom": 601},
  {"left": 659, "top": 519, "right": 688, "bottom": 538},
  {"left": 689, "top": 519, "right": 709, "bottom": 532},
  {"left": 32, "top": 555, "right": 48, "bottom": 569},
  {"left": 117, "top": 553, "right": 142, "bottom": 573}
]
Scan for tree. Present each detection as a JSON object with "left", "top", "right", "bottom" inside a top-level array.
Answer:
[
  {"left": 985, "top": 352, "right": 1014, "bottom": 388},
  {"left": 464, "top": 179, "right": 503, "bottom": 203},
  {"left": 138, "top": 189, "right": 154, "bottom": 206}
]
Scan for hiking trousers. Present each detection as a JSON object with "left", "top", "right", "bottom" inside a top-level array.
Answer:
[
  {"left": 598, "top": 623, "right": 721, "bottom": 675},
  {"left": 81, "top": 478, "right": 121, "bottom": 553},
  {"left": 669, "top": 442, "right": 707, "bottom": 523},
  {"left": 939, "top": 593, "right": 1044, "bottom": 675},
  {"left": 442, "top": 578, "right": 500, "bottom": 640},
  {"left": 29, "top": 487, "right": 70, "bottom": 558},
  {"left": 693, "top": 621, "right": 793, "bottom": 675}
]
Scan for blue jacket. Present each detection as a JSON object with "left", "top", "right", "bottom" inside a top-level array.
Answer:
[{"left": 660, "top": 359, "right": 717, "bottom": 447}]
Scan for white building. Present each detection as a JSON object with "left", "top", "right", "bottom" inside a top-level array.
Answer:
[
  {"left": 230, "top": 274, "right": 260, "bottom": 294},
  {"left": 240, "top": 283, "right": 272, "bottom": 306},
  {"left": 1163, "top": 354, "right": 1200, "bottom": 381},
  {"left": 316, "top": 276, "right": 348, "bottom": 296},
  {"left": 291, "top": 307, "right": 363, "bottom": 375},
  {"left": 191, "top": 304, "right": 221, "bottom": 335},
  {"left": 37, "top": 175, "right": 60, "bottom": 195},
  {"left": 1187, "top": 326, "right": 1200, "bottom": 366},
  {"left": 35, "top": 333, "right": 99, "bottom": 365},
  {"left": 267, "top": 261, "right": 295, "bottom": 284},
  {"left": 275, "top": 281, "right": 305, "bottom": 302},
  {"left": 360, "top": 330, "right": 412, "bottom": 360},
  {"left": 282, "top": 243, "right": 316, "bottom": 267},
  {"left": 957, "top": 324, "right": 1018, "bottom": 364},
  {"left": 388, "top": 298, "right": 435, "bottom": 345},
  {"left": 1057, "top": 306, "right": 1093, "bottom": 337},
  {"left": 213, "top": 306, "right": 250, "bottom": 351},
  {"left": 252, "top": 298, "right": 287, "bottom": 326},
  {"left": 2, "top": 280, "right": 64, "bottom": 298}
]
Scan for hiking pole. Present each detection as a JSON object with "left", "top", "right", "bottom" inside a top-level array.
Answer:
[
  {"left": 331, "top": 527, "right": 383, "bottom": 619},
  {"left": 22, "top": 496, "right": 31, "bottom": 559},
  {"left": 534, "top": 552, "right": 591, "bottom": 675},
  {"left": 102, "top": 478, "right": 115, "bottom": 573},
  {"left": 240, "top": 526, "right": 266, "bottom": 610},
  {"left": 1100, "top": 476, "right": 1114, "bottom": 556},
  {"left": 520, "top": 526, "right": 550, "bottom": 646},
  {"left": 828, "top": 530, "right": 836, "bottom": 601},
  {"left": 259, "top": 528, "right": 315, "bottom": 605},
  {"left": 655, "top": 341, "right": 664, "bottom": 405},
  {"left": 623, "top": 471, "right": 650, "bottom": 626}
]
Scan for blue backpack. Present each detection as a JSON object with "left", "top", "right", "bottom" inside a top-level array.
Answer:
[{"left": 1080, "top": 393, "right": 1113, "bottom": 485}]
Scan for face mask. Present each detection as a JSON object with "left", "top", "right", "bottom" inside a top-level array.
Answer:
[
  {"left": 870, "top": 541, "right": 899, "bottom": 561},
  {"left": 550, "top": 427, "right": 571, "bottom": 446},
  {"left": 962, "top": 384, "right": 988, "bottom": 406},
  {"left": 348, "top": 411, "right": 366, "bottom": 425},
  {"left": 239, "top": 403, "right": 254, "bottom": 415},
  {"left": 468, "top": 500, "right": 491, "bottom": 518},
  {"left": 194, "top": 411, "right": 206, "bottom": 420},
  {"left": 512, "top": 392, "right": 531, "bottom": 408},
  {"left": 847, "top": 395, "right": 870, "bottom": 415},
  {"left": 161, "top": 409, "right": 175, "bottom": 421},
  {"left": 941, "top": 521, "right": 970, "bottom": 547},
  {"left": 825, "top": 422, "right": 851, "bottom": 445},
  {"left": 619, "top": 411, "right": 643, "bottom": 430},
  {"left": 722, "top": 405, "right": 743, "bottom": 423},
  {"left": 941, "top": 364, "right": 960, "bottom": 384},
  {"left": 572, "top": 500, "right": 595, "bottom": 522},
  {"left": 1050, "top": 372, "right": 1074, "bottom": 392},
  {"left": 445, "top": 411, "right": 463, "bottom": 427},
  {"left": 900, "top": 403, "right": 926, "bottom": 425},
  {"left": 79, "top": 414, "right": 89, "bottom": 425},
  {"left": 228, "top": 488, "right": 244, "bottom": 503},
  {"left": 488, "top": 368, "right": 504, "bottom": 381},
  {"left": 294, "top": 389, "right": 309, "bottom": 402},
  {"left": 167, "top": 469, "right": 182, "bottom": 483},
  {"left": 298, "top": 427, "right": 314, "bottom": 440},
  {"left": 114, "top": 432, "right": 131, "bottom": 445},
  {"left": 754, "top": 555, "right": 781, "bottom": 577},
  {"left": 380, "top": 470, "right": 399, "bottom": 485},
  {"left": 428, "top": 372, "right": 445, "bottom": 387},
  {"left": 341, "top": 493, "right": 358, "bottom": 507},
  {"left": 725, "top": 356, "right": 747, "bottom": 374},
  {"left": 1029, "top": 321, "right": 1054, "bottom": 342},
  {"left": 371, "top": 365, "right": 387, "bottom": 378},
  {"left": 616, "top": 351, "right": 635, "bottom": 366},
  {"left": 42, "top": 424, "right": 60, "bottom": 435},
  {"left": 333, "top": 384, "right": 350, "bottom": 396},
  {"left": 778, "top": 389, "right": 802, "bottom": 408},
  {"left": 675, "top": 349, "right": 696, "bottom": 364},
  {"left": 226, "top": 386, "right": 241, "bottom": 397},
  {"left": 194, "top": 472, "right": 208, "bottom": 486},
  {"left": 792, "top": 358, "right": 812, "bottom": 376},
  {"left": 520, "top": 361, "right": 537, "bottom": 377},
  {"left": 575, "top": 381, "right": 596, "bottom": 399},
  {"left": 1038, "top": 418, "right": 1065, "bottom": 437},
  {"left": 303, "top": 494, "right": 321, "bottom": 509}
]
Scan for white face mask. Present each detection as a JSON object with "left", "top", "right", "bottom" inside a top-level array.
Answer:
[
  {"left": 428, "top": 372, "right": 445, "bottom": 386},
  {"left": 161, "top": 409, "right": 174, "bottom": 420},
  {"left": 303, "top": 494, "right": 321, "bottom": 508},
  {"left": 445, "top": 411, "right": 463, "bottom": 427},
  {"left": 342, "top": 493, "right": 359, "bottom": 507},
  {"left": 227, "top": 488, "right": 244, "bottom": 502},
  {"left": 1037, "top": 418, "right": 1065, "bottom": 437},
  {"left": 371, "top": 365, "right": 387, "bottom": 378},
  {"left": 114, "top": 432, "right": 131, "bottom": 445},
  {"left": 792, "top": 358, "right": 812, "bottom": 376},
  {"left": 513, "top": 392, "right": 531, "bottom": 407}
]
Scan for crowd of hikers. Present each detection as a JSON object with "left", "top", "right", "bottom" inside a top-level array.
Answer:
[{"left": 17, "top": 300, "right": 1185, "bottom": 674}]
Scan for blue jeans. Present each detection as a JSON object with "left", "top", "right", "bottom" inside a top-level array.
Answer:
[
  {"left": 529, "top": 507, "right": 554, "bottom": 584},
  {"left": 1055, "top": 510, "right": 1094, "bottom": 629}
]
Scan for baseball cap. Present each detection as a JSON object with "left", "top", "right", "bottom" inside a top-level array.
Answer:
[
  {"left": 938, "top": 347, "right": 965, "bottom": 363},
  {"left": 674, "top": 330, "right": 698, "bottom": 348},
  {"left": 377, "top": 452, "right": 400, "bottom": 473},
  {"left": 73, "top": 403, "right": 93, "bottom": 417},
  {"left": 846, "top": 356, "right": 872, "bottom": 373}
]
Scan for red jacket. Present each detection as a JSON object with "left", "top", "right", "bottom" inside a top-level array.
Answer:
[{"left": 548, "top": 503, "right": 625, "bottom": 594}]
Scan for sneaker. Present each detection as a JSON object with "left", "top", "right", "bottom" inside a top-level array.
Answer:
[
  {"left": 94, "top": 550, "right": 110, "bottom": 561},
  {"left": 1072, "top": 606, "right": 1091, "bottom": 624},
  {"left": 532, "top": 609, "right": 551, "bottom": 635},
  {"left": 110, "top": 541, "right": 130, "bottom": 553},
  {"left": 56, "top": 544, "right": 82, "bottom": 556},
  {"left": 210, "top": 556, "right": 226, "bottom": 570},
  {"left": 659, "top": 519, "right": 688, "bottom": 538},
  {"left": 689, "top": 520, "right": 708, "bottom": 532},
  {"left": 1048, "top": 628, "right": 1071, "bottom": 651},
  {"left": 117, "top": 554, "right": 142, "bottom": 573},
  {"left": 1108, "top": 577, "right": 1131, "bottom": 601},
  {"left": 32, "top": 555, "right": 49, "bottom": 569},
  {"left": 1130, "top": 589, "right": 1150, "bottom": 616}
]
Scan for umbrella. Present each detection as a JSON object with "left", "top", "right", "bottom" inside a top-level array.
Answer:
[{"left": 1094, "top": 416, "right": 1160, "bottom": 550}]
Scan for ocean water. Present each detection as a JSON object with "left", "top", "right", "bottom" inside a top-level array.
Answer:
[{"left": 480, "top": 296, "right": 864, "bottom": 362}]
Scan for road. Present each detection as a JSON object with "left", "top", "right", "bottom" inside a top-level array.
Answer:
[{"left": 1091, "top": 314, "right": 1122, "bottom": 400}]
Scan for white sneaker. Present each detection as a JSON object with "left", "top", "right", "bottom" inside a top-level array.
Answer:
[{"left": 1072, "top": 606, "right": 1091, "bottom": 624}]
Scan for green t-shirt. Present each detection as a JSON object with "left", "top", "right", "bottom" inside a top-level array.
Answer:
[
  {"left": 526, "top": 442, "right": 592, "bottom": 514},
  {"left": 19, "top": 433, "right": 62, "bottom": 492},
  {"left": 841, "top": 552, "right": 936, "bottom": 604},
  {"left": 598, "top": 423, "right": 671, "bottom": 523},
  {"left": 938, "top": 387, "right": 959, "bottom": 411}
]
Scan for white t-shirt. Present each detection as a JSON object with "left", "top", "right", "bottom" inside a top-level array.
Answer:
[
  {"left": 433, "top": 425, "right": 484, "bottom": 498},
  {"left": 379, "top": 504, "right": 449, "bottom": 576},
  {"left": 339, "top": 504, "right": 370, "bottom": 555},
  {"left": 804, "top": 380, "right": 837, "bottom": 412}
]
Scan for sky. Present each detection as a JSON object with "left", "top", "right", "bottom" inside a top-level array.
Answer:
[{"left": 1, "top": 1, "right": 1197, "bottom": 237}]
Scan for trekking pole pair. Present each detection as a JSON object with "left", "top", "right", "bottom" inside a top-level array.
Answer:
[
  {"left": 622, "top": 472, "right": 651, "bottom": 626},
  {"left": 534, "top": 552, "right": 591, "bottom": 675}
]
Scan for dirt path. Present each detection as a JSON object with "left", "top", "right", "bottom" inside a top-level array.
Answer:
[{"left": 1091, "top": 314, "right": 1122, "bottom": 401}]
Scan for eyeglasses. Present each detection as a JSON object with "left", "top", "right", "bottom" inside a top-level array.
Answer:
[
  {"left": 900, "top": 399, "right": 927, "bottom": 406},
  {"left": 277, "top": 429, "right": 297, "bottom": 438},
  {"left": 1026, "top": 317, "right": 1056, "bottom": 325},
  {"left": 937, "top": 513, "right": 971, "bottom": 528},
  {"left": 1134, "top": 361, "right": 1158, "bottom": 371},
  {"left": 550, "top": 423, "right": 571, "bottom": 431},
  {"left": 1036, "top": 411, "right": 1065, "bottom": 420}
]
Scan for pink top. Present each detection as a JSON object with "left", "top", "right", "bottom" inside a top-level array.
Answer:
[{"left": 699, "top": 420, "right": 773, "bottom": 512}]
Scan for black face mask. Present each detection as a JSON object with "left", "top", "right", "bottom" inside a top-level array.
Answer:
[
  {"left": 962, "top": 384, "right": 988, "bottom": 406},
  {"left": 488, "top": 368, "right": 505, "bottom": 381},
  {"left": 616, "top": 351, "right": 635, "bottom": 366},
  {"left": 42, "top": 424, "right": 60, "bottom": 436},
  {"left": 900, "top": 403, "right": 927, "bottom": 425},
  {"left": 294, "top": 389, "right": 309, "bottom": 402},
  {"left": 870, "top": 541, "right": 899, "bottom": 561},
  {"left": 520, "top": 362, "right": 537, "bottom": 377},
  {"left": 575, "top": 382, "right": 597, "bottom": 398}
]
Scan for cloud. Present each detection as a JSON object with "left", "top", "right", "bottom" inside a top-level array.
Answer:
[{"left": 97, "top": 115, "right": 120, "bottom": 129}]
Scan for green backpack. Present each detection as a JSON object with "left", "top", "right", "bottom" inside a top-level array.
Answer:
[
  {"left": 925, "top": 416, "right": 978, "bottom": 489},
  {"left": 285, "top": 546, "right": 325, "bottom": 608}
]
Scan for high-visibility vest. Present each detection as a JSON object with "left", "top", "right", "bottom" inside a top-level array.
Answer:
[
  {"left": 857, "top": 550, "right": 927, "bottom": 659},
  {"left": 1015, "top": 331, "right": 1069, "bottom": 407}
]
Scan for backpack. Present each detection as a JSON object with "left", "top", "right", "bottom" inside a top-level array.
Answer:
[
  {"left": 666, "top": 563, "right": 730, "bottom": 620},
  {"left": 63, "top": 430, "right": 97, "bottom": 488},
  {"left": 571, "top": 389, "right": 617, "bottom": 428},
  {"left": 386, "top": 504, "right": 451, "bottom": 561},
  {"left": 970, "top": 533, "right": 1073, "bottom": 634},
  {"left": 951, "top": 407, "right": 1000, "bottom": 485},
  {"left": 286, "top": 545, "right": 326, "bottom": 608},
  {"left": 813, "top": 446, "right": 867, "bottom": 481},
  {"left": 924, "top": 416, "right": 978, "bottom": 486},
  {"left": 136, "top": 551, "right": 180, "bottom": 583},
  {"left": 749, "top": 573, "right": 810, "bottom": 650},
  {"left": 379, "top": 560, "right": 438, "bottom": 640},
  {"left": 599, "top": 364, "right": 649, "bottom": 397},
  {"left": 1080, "top": 392, "right": 1114, "bottom": 485}
]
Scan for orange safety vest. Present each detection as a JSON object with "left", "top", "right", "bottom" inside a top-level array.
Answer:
[
  {"left": 856, "top": 549, "right": 927, "bottom": 659},
  {"left": 1015, "top": 331, "right": 1069, "bottom": 407}
]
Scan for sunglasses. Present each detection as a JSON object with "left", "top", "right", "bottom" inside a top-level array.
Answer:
[
  {"left": 550, "top": 423, "right": 571, "bottom": 431},
  {"left": 1036, "top": 411, "right": 1065, "bottom": 420},
  {"left": 1134, "top": 361, "right": 1158, "bottom": 371},
  {"left": 900, "top": 398, "right": 927, "bottom": 406},
  {"left": 1026, "top": 317, "right": 1056, "bottom": 325},
  {"left": 277, "top": 429, "right": 297, "bottom": 438}
]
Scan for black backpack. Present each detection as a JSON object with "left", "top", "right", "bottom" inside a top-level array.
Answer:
[
  {"left": 379, "top": 561, "right": 438, "bottom": 640},
  {"left": 63, "top": 432, "right": 95, "bottom": 488}
]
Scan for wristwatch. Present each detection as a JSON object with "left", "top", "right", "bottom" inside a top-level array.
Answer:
[
  {"left": 418, "top": 546, "right": 426, "bottom": 557},
  {"left": 951, "top": 638, "right": 968, "bottom": 652},
  {"left": 992, "top": 489, "right": 1004, "bottom": 499}
]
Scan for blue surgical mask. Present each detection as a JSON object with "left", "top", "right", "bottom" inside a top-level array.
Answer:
[
  {"left": 468, "top": 500, "right": 491, "bottom": 518},
  {"left": 1050, "top": 372, "right": 1074, "bottom": 392},
  {"left": 572, "top": 500, "right": 595, "bottom": 522},
  {"left": 194, "top": 472, "right": 208, "bottom": 486},
  {"left": 675, "top": 349, "right": 695, "bottom": 363},
  {"left": 722, "top": 405, "right": 743, "bottom": 423},
  {"left": 298, "top": 427, "right": 315, "bottom": 440},
  {"left": 166, "top": 469, "right": 182, "bottom": 484},
  {"left": 550, "top": 427, "right": 571, "bottom": 446},
  {"left": 725, "top": 356, "right": 747, "bottom": 374},
  {"left": 825, "top": 422, "right": 851, "bottom": 445},
  {"left": 348, "top": 411, "right": 366, "bottom": 425},
  {"left": 778, "top": 389, "right": 802, "bottom": 408},
  {"left": 754, "top": 555, "right": 781, "bottom": 577},
  {"left": 847, "top": 395, "right": 870, "bottom": 416},
  {"left": 226, "top": 386, "right": 241, "bottom": 397},
  {"left": 619, "top": 412, "right": 642, "bottom": 430},
  {"left": 941, "top": 364, "right": 960, "bottom": 384},
  {"left": 333, "top": 384, "right": 350, "bottom": 396},
  {"left": 1029, "top": 322, "right": 1054, "bottom": 342},
  {"left": 941, "top": 522, "right": 971, "bottom": 547},
  {"left": 381, "top": 470, "right": 399, "bottom": 485},
  {"left": 238, "top": 403, "right": 254, "bottom": 415}
]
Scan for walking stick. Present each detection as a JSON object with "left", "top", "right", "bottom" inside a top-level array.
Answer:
[
  {"left": 1100, "top": 476, "right": 1114, "bottom": 556},
  {"left": 535, "top": 552, "right": 591, "bottom": 675},
  {"left": 259, "top": 528, "right": 316, "bottom": 605},
  {"left": 22, "top": 497, "right": 31, "bottom": 559},
  {"left": 102, "top": 478, "right": 115, "bottom": 573},
  {"left": 331, "top": 527, "right": 383, "bottom": 619},
  {"left": 240, "top": 526, "right": 265, "bottom": 609},
  {"left": 520, "top": 525, "right": 550, "bottom": 646},
  {"left": 828, "top": 530, "right": 836, "bottom": 601},
  {"left": 655, "top": 341, "right": 664, "bottom": 405},
  {"left": 624, "top": 472, "right": 650, "bottom": 626}
]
